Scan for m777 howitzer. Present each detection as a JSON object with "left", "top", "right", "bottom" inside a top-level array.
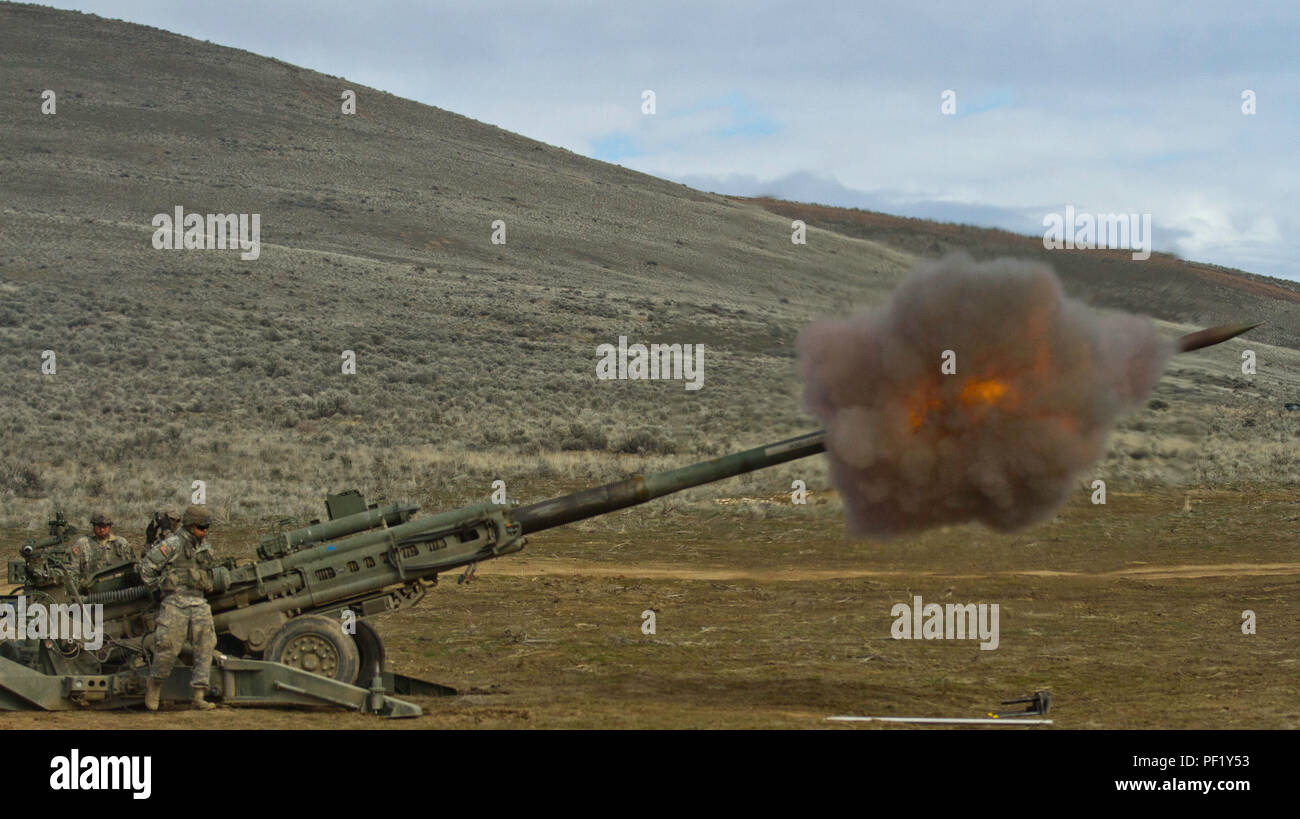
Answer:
[
  {"left": 0, "top": 321, "right": 1260, "bottom": 718},
  {"left": 0, "top": 431, "right": 825, "bottom": 718}
]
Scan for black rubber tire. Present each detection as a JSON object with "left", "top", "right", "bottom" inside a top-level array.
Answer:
[
  {"left": 350, "top": 620, "right": 386, "bottom": 686},
  {"left": 264, "top": 615, "right": 361, "bottom": 684}
]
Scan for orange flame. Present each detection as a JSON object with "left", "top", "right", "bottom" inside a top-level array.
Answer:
[
  {"left": 908, "top": 377, "right": 1011, "bottom": 430},
  {"left": 959, "top": 378, "right": 1008, "bottom": 406}
]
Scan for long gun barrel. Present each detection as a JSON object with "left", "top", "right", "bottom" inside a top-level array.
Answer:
[
  {"left": 514, "top": 430, "right": 826, "bottom": 534},
  {"left": 1175, "top": 321, "right": 1262, "bottom": 353}
]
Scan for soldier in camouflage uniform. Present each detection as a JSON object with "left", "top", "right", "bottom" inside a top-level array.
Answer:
[
  {"left": 69, "top": 511, "right": 135, "bottom": 591},
  {"left": 139, "top": 504, "right": 219, "bottom": 711}
]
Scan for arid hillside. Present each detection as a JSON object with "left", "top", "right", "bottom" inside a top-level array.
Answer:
[{"left": 0, "top": 2, "right": 1296, "bottom": 535}]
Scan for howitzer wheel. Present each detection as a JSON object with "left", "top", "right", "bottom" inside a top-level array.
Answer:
[
  {"left": 264, "top": 615, "right": 361, "bottom": 684},
  {"left": 350, "top": 620, "right": 386, "bottom": 686}
]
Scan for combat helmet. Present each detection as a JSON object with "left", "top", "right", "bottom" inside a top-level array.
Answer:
[{"left": 183, "top": 504, "right": 212, "bottom": 528}]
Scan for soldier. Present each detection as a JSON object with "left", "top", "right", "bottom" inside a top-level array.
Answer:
[
  {"left": 138, "top": 504, "right": 219, "bottom": 711},
  {"left": 145, "top": 509, "right": 181, "bottom": 547},
  {"left": 69, "top": 511, "right": 135, "bottom": 591}
]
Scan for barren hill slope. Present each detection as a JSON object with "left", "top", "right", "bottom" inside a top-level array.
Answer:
[
  {"left": 0, "top": 3, "right": 900, "bottom": 300},
  {"left": 0, "top": 3, "right": 1295, "bottom": 530},
  {"left": 0, "top": 2, "right": 909, "bottom": 522}
]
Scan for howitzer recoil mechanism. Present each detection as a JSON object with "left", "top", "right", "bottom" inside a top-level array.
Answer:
[{"left": 0, "top": 322, "right": 1259, "bottom": 717}]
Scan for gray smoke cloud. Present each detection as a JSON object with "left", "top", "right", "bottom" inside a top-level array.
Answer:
[{"left": 798, "top": 253, "right": 1173, "bottom": 538}]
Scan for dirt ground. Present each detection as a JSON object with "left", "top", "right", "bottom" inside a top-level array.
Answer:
[{"left": 3, "top": 488, "right": 1297, "bottom": 729}]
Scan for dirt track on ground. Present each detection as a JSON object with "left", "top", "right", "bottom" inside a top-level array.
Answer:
[{"left": 479, "top": 559, "right": 1300, "bottom": 582}]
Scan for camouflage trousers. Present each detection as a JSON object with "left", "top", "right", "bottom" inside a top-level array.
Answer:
[{"left": 150, "top": 595, "right": 217, "bottom": 688}]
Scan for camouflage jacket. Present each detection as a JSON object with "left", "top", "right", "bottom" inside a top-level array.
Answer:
[
  {"left": 146, "top": 528, "right": 176, "bottom": 550},
  {"left": 138, "top": 528, "right": 215, "bottom": 603},
  {"left": 70, "top": 534, "right": 135, "bottom": 583}
]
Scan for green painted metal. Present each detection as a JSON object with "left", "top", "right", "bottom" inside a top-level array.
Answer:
[
  {"left": 514, "top": 431, "right": 826, "bottom": 533},
  {"left": 0, "top": 650, "right": 421, "bottom": 717}
]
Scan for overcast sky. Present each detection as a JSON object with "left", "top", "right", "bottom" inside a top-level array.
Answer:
[{"left": 46, "top": 0, "right": 1300, "bottom": 280}]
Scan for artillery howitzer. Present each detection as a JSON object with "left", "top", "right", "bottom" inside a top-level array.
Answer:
[
  {"left": 0, "top": 321, "right": 1259, "bottom": 717},
  {"left": 0, "top": 432, "right": 826, "bottom": 717}
]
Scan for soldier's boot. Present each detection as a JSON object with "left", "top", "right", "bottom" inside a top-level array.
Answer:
[
  {"left": 192, "top": 687, "right": 216, "bottom": 710},
  {"left": 144, "top": 678, "right": 163, "bottom": 712}
]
